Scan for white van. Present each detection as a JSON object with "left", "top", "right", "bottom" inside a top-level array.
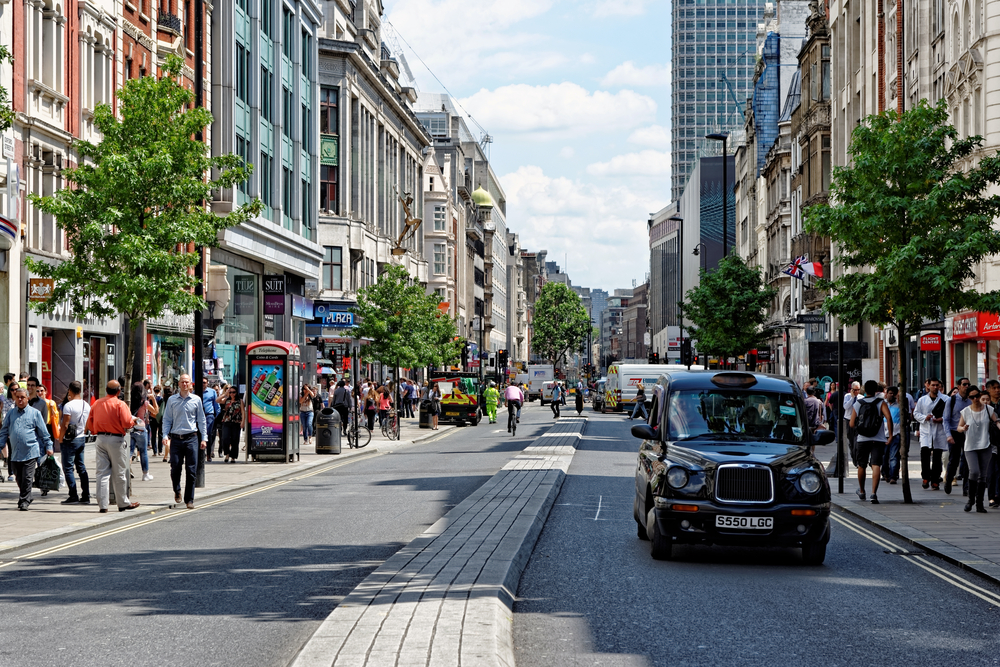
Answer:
[{"left": 604, "top": 363, "right": 703, "bottom": 413}]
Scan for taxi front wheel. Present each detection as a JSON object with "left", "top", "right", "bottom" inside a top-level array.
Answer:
[
  {"left": 646, "top": 508, "right": 673, "bottom": 560},
  {"left": 801, "top": 540, "right": 827, "bottom": 565}
]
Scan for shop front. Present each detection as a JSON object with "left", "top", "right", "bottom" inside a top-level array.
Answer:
[
  {"left": 146, "top": 311, "right": 194, "bottom": 391},
  {"left": 949, "top": 312, "right": 1000, "bottom": 388}
]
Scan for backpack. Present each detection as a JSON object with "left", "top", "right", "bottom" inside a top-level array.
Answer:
[{"left": 856, "top": 397, "right": 883, "bottom": 437}]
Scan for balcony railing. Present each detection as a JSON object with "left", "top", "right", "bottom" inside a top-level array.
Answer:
[{"left": 158, "top": 11, "right": 182, "bottom": 34}]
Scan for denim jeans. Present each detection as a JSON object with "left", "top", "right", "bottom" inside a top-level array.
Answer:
[
  {"left": 882, "top": 434, "right": 900, "bottom": 480},
  {"left": 61, "top": 436, "right": 88, "bottom": 494},
  {"left": 300, "top": 411, "right": 314, "bottom": 439},
  {"left": 130, "top": 428, "right": 149, "bottom": 474},
  {"left": 631, "top": 401, "right": 648, "bottom": 421},
  {"left": 169, "top": 432, "right": 199, "bottom": 504}
]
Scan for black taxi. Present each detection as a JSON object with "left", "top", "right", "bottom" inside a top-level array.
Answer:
[{"left": 631, "top": 370, "right": 835, "bottom": 565}]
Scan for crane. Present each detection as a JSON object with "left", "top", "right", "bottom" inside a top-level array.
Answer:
[{"left": 719, "top": 72, "right": 746, "bottom": 121}]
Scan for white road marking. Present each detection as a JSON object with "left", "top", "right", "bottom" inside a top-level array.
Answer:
[{"left": 594, "top": 495, "right": 603, "bottom": 521}]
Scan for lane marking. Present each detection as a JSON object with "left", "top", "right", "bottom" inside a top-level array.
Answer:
[
  {"left": 2, "top": 453, "right": 382, "bottom": 565},
  {"left": 593, "top": 495, "right": 603, "bottom": 521},
  {"left": 833, "top": 511, "right": 1000, "bottom": 607}
]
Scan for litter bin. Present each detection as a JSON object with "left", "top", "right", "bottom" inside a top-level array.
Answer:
[
  {"left": 315, "top": 407, "right": 342, "bottom": 455},
  {"left": 419, "top": 400, "right": 433, "bottom": 429}
]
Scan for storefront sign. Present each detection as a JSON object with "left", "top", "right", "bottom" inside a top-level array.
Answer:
[
  {"left": 291, "top": 295, "right": 313, "bottom": 319},
  {"left": 796, "top": 313, "right": 826, "bottom": 324},
  {"left": 953, "top": 312, "right": 980, "bottom": 340},
  {"left": 0, "top": 213, "right": 15, "bottom": 250},
  {"left": 314, "top": 301, "right": 356, "bottom": 327},
  {"left": 41, "top": 336, "right": 52, "bottom": 392},
  {"left": 28, "top": 278, "right": 54, "bottom": 302},
  {"left": 234, "top": 274, "right": 256, "bottom": 316},
  {"left": 756, "top": 349, "right": 772, "bottom": 362},
  {"left": 263, "top": 275, "right": 285, "bottom": 315},
  {"left": 920, "top": 334, "right": 942, "bottom": 351}
]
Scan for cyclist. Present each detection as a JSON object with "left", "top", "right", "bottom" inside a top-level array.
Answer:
[
  {"left": 505, "top": 383, "right": 524, "bottom": 433},
  {"left": 484, "top": 381, "right": 500, "bottom": 424}
]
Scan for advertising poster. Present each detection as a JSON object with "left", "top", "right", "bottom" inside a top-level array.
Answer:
[{"left": 250, "top": 358, "right": 284, "bottom": 450}]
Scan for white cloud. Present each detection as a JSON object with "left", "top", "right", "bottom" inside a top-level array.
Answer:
[
  {"left": 501, "top": 165, "right": 666, "bottom": 289},
  {"left": 601, "top": 61, "right": 671, "bottom": 87},
  {"left": 589, "top": 0, "right": 653, "bottom": 18},
  {"left": 459, "top": 83, "right": 656, "bottom": 135},
  {"left": 559, "top": 146, "right": 576, "bottom": 158},
  {"left": 586, "top": 150, "right": 671, "bottom": 178},
  {"left": 627, "top": 124, "right": 671, "bottom": 150},
  {"left": 385, "top": 0, "right": 566, "bottom": 85}
]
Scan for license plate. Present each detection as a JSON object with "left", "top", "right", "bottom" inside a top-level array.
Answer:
[
  {"left": 446, "top": 412, "right": 460, "bottom": 416},
  {"left": 715, "top": 515, "right": 773, "bottom": 530}
]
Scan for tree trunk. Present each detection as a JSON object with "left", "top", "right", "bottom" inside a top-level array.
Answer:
[{"left": 897, "top": 321, "right": 913, "bottom": 503}]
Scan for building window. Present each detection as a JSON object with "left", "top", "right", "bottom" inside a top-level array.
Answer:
[
  {"left": 282, "top": 7, "right": 293, "bottom": 59},
  {"left": 434, "top": 243, "right": 446, "bottom": 274},
  {"left": 282, "top": 166, "right": 293, "bottom": 222},
  {"left": 421, "top": 115, "right": 448, "bottom": 137},
  {"left": 236, "top": 134, "right": 250, "bottom": 194},
  {"left": 236, "top": 42, "right": 250, "bottom": 105},
  {"left": 323, "top": 246, "right": 342, "bottom": 290},
  {"left": 301, "top": 30, "right": 311, "bottom": 78},
  {"left": 301, "top": 103, "right": 310, "bottom": 149},
  {"left": 447, "top": 245, "right": 452, "bottom": 276},
  {"left": 260, "top": 152, "right": 273, "bottom": 209},
  {"left": 433, "top": 205, "right": 445, "bottom": 231},
  {"left": 261, "top": 0, "right": 272, "bottom": 39},
  {"left": 301, "top": 180, "right": 312, "bottom": 236},
  {"left": 319, "top": 87, "right": 338, "bottom": 134},
  {"left": 261, "top": 67, "right": 272, "bottom": 122},
  {"left": 320, "top": 165, "right": 337, "bottom": 213},
  {"left": 282, "top": 86, "right": 292, "bottom": 139}
]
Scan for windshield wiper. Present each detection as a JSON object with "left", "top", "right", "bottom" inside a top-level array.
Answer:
[{"left": 674, "top": 433, "right": 745, "bottom": 441}]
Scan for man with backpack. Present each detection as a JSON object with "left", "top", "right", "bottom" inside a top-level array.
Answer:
[
  {"left": 849, "top": 380, "right": 894, "bottom": 504},
  {"left": 944, "top": 377, "right": 973, "bottom": 496}
]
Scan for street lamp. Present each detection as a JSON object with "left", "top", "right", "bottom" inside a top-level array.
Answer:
[
  {"left": 705, "top": 132, "right": 730, "bottom": 258},
  {"left": 669, "top": 213, "right": 685, "bottom": 366},
  {"left": 692, "top": 242, "right": 708, "bottom": 273}
]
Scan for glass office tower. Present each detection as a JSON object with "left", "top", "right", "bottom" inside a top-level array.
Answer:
[{"left": 671, "top": 0, "right": 765, "bottom": 200}]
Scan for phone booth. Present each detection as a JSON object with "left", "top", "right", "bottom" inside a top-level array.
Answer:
[{"left": 246, "top": 341, "right": 301, "bottom": 462}]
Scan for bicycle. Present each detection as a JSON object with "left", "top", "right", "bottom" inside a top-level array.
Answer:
[
  {"left": 508, "top": 401, "right": 520, "bottom": 436},
  {"left": 346, "top": 419, "right": 372, "bottom": 449},
  {"left": 381, "top": 409, "right": 399, "bottom": 441}
]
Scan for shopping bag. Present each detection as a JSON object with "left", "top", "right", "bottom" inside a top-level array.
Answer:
[{"left": 33, "top": 455, "right": 61, "bottom": 491}]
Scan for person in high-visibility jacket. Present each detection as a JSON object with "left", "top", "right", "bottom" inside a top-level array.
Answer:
[{"left": 483, "top": 381, "right": 500, "bottom": 424}]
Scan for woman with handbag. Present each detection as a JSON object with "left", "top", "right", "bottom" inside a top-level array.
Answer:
[
  {"left": 298, "top": 384, "right": 316, "bottom": 447},
  {"left": 364, "top": 387, "right": 378, "bottom": 431},
  {"left": 217, "top": 387, "right": 244, "bottom": 463}
]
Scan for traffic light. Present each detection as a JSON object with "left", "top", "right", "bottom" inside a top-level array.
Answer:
[
  {"left": 652, "top": 352, "right": 660, "bottom": 364},
  {"left": 497, "top": 349, "right": 508, "bottom": 369},
  {"left": 680, "top": 339, "right": 693, "bottom": 367},
  {"left": 647, "top": 351, "right": 654, "bottom": 364}
]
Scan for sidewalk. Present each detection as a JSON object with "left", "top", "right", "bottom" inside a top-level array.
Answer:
[
  {"left": 828, "top": 457, "right": 1000, "bottom": 583},
  {"left": 290, "top": 415, "right": 587, "bottom": 667},
  {"left": 0, "top": 416, "right": 453, "bottom": 556}
]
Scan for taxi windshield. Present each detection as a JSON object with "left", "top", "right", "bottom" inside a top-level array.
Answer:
[{"left": 666, "top": 389, "right": 806, "bottom": 444}]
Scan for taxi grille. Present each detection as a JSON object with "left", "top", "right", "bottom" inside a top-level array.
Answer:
[{"left": 715, "top": 465, "right": 774, "bottom": 504}]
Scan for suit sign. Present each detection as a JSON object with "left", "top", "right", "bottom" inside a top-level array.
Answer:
[{"left": 263, "top": 275, "right": 285, "bottom": 315}]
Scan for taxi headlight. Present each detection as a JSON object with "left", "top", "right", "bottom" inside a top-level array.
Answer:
[
  {"left": 666, "top": 466, "right": 690, "bottom": 490},
  {"left": 799, "top": 470, "right": 822, "bottom": 494}
]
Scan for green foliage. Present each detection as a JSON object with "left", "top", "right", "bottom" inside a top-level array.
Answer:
[
  {"left": 0, "top": 45, "right": 13, "bottom": 132},
  {"left": 684, "top": 255, "right": 777, "bottom": 360},
  {"left": 351, "top": 264, "right": 460, "bottom": 369},
  {"left": 804, "top": 99, "right": 1000, "bottom": 336},
  {"left": 25, "top": 55, "right": 262, "bottom": 326},
  {"left": 532, "top": 282, "right": 592, "bottom": 365}
]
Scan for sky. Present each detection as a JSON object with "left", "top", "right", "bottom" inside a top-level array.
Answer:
[{"left": 382, "top": 0, "right": 673, "bottom": 293}]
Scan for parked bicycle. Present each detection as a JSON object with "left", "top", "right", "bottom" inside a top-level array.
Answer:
[
  {"left": 346, "top": 419, "right": 371, "bottom": 449},
  {"left": 381, "top": 408, "right": 399, "bottom": 441}
]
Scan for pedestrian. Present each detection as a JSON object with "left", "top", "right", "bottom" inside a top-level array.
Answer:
[
  {"left": 986, "top": 379, "right": 1000, "bottom": 508},
  {"left": 484, "top": 381, "right": 500, "bottom": 424},
  {"left": 824, "top": 381, "right": 840, "bottom": 441},
  {"left": 58, "top": 381, "right": 91, "bottom": 504},
  {"left": 881, "top": 386, "right": 913, "bottom": 484},
  {"left": 0, "top": 387, "right": 54, "bottom": 510},
  {"left": 25, "top": 376, "right": 49, "bottom": 430},
  {"left": 849, "top": 380, "right": 894, "bottom": 504},
  {"left": 843, "top": 381, "right": 861, "bottom": 464},
  {"left": 37, "top": 384, "right": 61, "bottom": 442},
  {"left": 629, "top": 383, "right": 648, "bottom": 421},
  {"left": 944, "top": 377, "right": 973, "bottom": 496},
  {"left": 159, "top": 386, "right": 174, "bottom": 461},
  {"left": 299, "top": 383, "right": 315, "bottom": 447},
  {"left": 955, "top": 385, "right": 996, "bottom": 513},
  {"left": 161, "top": 374, "right": 207, "bottom": 509},
  {"left": 915, "top": 378, "right": 948, "bottom": 490},
  {"left": 149, "top": 385, "right": 164, "bottom": 456},
  {"left": 363, "top": 386, "right": 377, "bottom": 431},
  {"left": 429, "top": 384, "right": 441, "bottom": 430},
  {"left": 803, "top": 386, "right": 826, "bottom": 449},
  {"left": 551, "top": 382, "right": 562, "bottom": 419},
  {"left": 86, "top": 380, "right": 143, "bottom": 513},
  {"left": 377, "top": 384, "right": 393, "bottom": 426},
  {"left": 330, "top": 380, "right": 351, "bottom": 435},
  {"left": 129, "top": 381, "right": 155, "bottom": 482},
  {"left": 216, "top": 386, "right": 244, "bottom": 463},
  {"left": 504, "top": 382, "right": 524, "bottom": 432},
  {"left": 202, "top": 378, "right": 219, "bottom": 462},
  {"left": 2, "top": 378, "right": 16, "bottom": 482}
]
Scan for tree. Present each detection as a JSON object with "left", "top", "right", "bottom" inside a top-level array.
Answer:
[
  {"left": 426, "top": 309, "right": 464, "bottom": 370},
  {"left": 25, "top": 56, "right": 261, "bottom": 390},
  {"left": 684, "top": 255, "right": 777, "bottom": 363},
  {"left": 0, "top": 44, "right": 14, "bottom": 132},
  {"left": 532, "top": 282, "right": 591, "bottom": 366},
  {"left": 804, "top": 99, "right": 1000, "bottom": 503},
  {"left": 351, "top": 264, "right": 457, "bottom": 370}
]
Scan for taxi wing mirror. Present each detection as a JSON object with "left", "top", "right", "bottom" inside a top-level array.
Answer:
[
  {"left": 631, "top": 424, "right": 658, "bottom": 440},
  {"left": 814, "top": 429, "right": 836, "bottom": 446}
]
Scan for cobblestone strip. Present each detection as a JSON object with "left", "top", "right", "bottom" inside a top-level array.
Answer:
[{"left": 290, "top": 417, "right": 587, "bottom": 667}]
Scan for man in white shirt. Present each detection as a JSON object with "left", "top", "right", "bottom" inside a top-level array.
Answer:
[
  {"left": 58, "top": 381, "right": 91, "bottom": 504},
  {"left": 914, "top": 378, "right": 948, "bottom": 490}
]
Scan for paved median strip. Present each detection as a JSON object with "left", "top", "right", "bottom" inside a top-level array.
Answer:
[{"left": 290, "top": 416, "right": 587, "bottom": 667}]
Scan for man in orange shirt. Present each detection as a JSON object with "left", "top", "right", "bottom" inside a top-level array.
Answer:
[{"left": 86, "top": 380, "right": 143, "bottom": 513}]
